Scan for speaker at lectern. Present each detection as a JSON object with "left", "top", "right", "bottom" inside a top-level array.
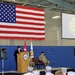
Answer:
[{"left": 17, "top": 52, "right": 30, "bottom": 73}]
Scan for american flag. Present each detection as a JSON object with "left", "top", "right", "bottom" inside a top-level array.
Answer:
[{"left": 0, "top": 3, "right": 45, "bottom": 40}]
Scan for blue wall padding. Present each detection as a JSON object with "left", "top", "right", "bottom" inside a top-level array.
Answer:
[{"left": 0, "top": 46, "right": 75, "bottom": 72}]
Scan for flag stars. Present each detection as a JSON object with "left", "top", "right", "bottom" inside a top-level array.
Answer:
[
  {"left": 4, "top": 18, "right": 6, "bottom": 20},
  {"left": 8, "top": 14, "right": 9, "bottom": 17},
  {"left": 6, "top": 16, "right": 7, "bottom": 18},
  {"left": 12, "top": 19, "right": 13, "bottom": 21},
  {"left": 7, "top": 7, "right": 9, "bottom": 9},
  {"left": 0, "top": 3, "right": 16, "bottom": 23},
  {"left": 13, "top": 20, "right": 15, "bottom": 22},
  {"left": 3, "top": 9, "right": 5, "bottom": 11},
  {"left": 6, "top": 20, "right": 8, "bottom": 22},
  {"left": 3, "top": 6, "right": 5, "bottom": 9},
  {"left": 11, "top": 15, "right": 13, "bottom": 17},
  {"left": 5, "top": 4, "right": 7, "bottom": 7},
  {"left": 1, "top": 7, "right": 3, "bottom": 10},
  {"left": 9, "top": 5, "right": 11, "bottom": 7},
  {"left": 9, "top": 20, "right": 11, "bottom": 22},
  {"left": 12, "top": 5, "right": 14, "bottom": 7},
  {"left": 4, "top": 14, "right": 5, "bottom": 16},
  {"left": 1, "top": 12, "right": 3, "bottom": 14},
  {"left": 2, "top": 20, "right": 4, "bottom": 21},
  {"left": 2, "top": 15, "right": 3, "bottom": 18},
  {"left": 1, "top": 4, "right": 3, "bottom": 6},
  {"left": 7, "top": 18, "right": 9, "bottom": 20},
  {"left": 7, "top": 11, "right": 9, "bottom": 13}
]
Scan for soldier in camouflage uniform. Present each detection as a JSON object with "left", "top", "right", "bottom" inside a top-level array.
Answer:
[{"left": 39, "top": 52, "right": 50, "bottom": 67}]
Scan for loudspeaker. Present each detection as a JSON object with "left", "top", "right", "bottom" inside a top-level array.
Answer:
[{"left": 0, "top": 48, "right": 7, "bottom": 59}]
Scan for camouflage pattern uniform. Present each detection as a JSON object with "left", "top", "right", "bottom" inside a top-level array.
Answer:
[{"left": 39, "top": 54, "right": 50, "bottom": 66}]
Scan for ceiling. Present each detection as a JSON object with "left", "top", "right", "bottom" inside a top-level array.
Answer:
[{"left": 1, "top": 0, "right": 75, "bottom": 13}]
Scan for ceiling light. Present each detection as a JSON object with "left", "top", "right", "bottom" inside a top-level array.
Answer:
[
  {"left": 12, "top": 0, "right": 15, "bottom": 1},
  {"left": 52, "top": 16, "right": 60, "bottom": 19}
]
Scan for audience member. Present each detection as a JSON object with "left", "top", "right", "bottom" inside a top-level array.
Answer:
[
  {"left": 55, "top": 69, "right": 63, "bottom": 75},
  {"left": 61, "top": 68, "right": 67, "bottom": 75},
  {"left": 67, "top": 71, "right": 75, "bottom": 75},
  {"left": 33, "top": 70, "right": 40, "bottom": 75},
  {"left": 45, "top": 66, "right": 54, "bottom": 75},
  {"left": 55, "top": 68, "right": 67, "bottom": 75},
  {"left": 23, "top": 66, "right": 34, "bottom": 75}
]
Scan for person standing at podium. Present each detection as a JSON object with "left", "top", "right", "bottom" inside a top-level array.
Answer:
[{"left": 14, "top": 46, "right": 22, "bottom": 70}]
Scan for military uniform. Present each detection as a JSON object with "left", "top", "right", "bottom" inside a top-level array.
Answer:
[{"left": 39, "top": 54, "right": 50, "bottom": 66}]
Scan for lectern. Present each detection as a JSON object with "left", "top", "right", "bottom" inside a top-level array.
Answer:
[{"left": 17, "top": 52, "right": 30, "bottom": 73}]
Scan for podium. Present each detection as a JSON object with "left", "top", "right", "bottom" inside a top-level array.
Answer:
[{"left": 17, "top": 52, "right": 30, "bottom": 73}]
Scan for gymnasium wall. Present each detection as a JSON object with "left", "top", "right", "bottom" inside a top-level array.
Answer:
[{"left": 0, "top": 46, "right": 75, "bottom": 71}]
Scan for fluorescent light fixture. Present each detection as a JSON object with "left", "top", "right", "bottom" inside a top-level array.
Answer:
[
  {"left": 52, "top": 16, "right": 60, "bottom": 19},
  {"left": 12, "top": 0, "right": 15, "bottom": 1}
]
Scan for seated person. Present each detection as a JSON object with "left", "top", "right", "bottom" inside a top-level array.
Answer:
[
  {"left": 45, "top": 66, "right": 54, "bottom": 75},
  {"left": 67, "top": 71, "right": 75, "bottom": 75},
  {"left": 55, "top": 68, "right": 67, "bottom": 75},
  {"left": 61, "top": 68, "right": 67, "bottom": 75},
  {"left": 29, "top": 58, "right": 35, "bottom": 67},
  {"left": 39, "top": 52, "right": 50, "bottom": 67}
]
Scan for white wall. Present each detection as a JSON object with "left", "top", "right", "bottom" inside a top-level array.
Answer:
[{"left": 0, "top": 10, "right": 75, "bottom": 46}]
